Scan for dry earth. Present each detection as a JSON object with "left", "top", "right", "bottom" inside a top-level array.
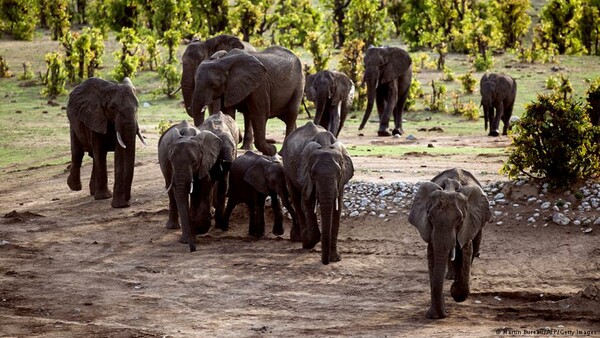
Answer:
[{"left": 1, "top": 126, "right": 599, "bottom": 337}]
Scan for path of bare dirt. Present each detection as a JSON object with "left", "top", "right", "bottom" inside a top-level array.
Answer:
[{"left": 1, "top": 128, "right": 599, "bottom": 337}]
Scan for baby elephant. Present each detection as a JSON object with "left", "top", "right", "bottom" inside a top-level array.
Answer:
[
  {"left": 409, "top": 168, "right": 491, "bottom": 319},
  {"left": 222, "top": 151, "right": 296, "bottom": 238}
]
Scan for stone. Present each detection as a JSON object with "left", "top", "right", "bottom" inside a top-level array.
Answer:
[
  {"left": 494, "top": 193, "right": 505, "bottom": 200},
  {"left": 552, "top": 213, "right": 571, "bottom": 225},
  {"left": 595, "top": 217, "right": 600, "bottom": 226}
]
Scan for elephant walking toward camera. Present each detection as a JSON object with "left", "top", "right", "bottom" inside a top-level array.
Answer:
[
  {"left": 409, "top": 168, "right": 491, "bottom": 319},
  {"left": 158, "top": 120, "right": 222, "bottom": 252},
  {"left": 305, "top": 70, "right": 355, "bottom": 137},
  {"left": 480, "top": 73, "right": 517, "bottom": 136},
  {"left": 222, "top": 151, "right": 297, "bottom": 238},
  {"left": 67, "top": 77, "right": 146, "bottom": 208},
  {"left": 282, "top": 122, "right": 354, "bottom": 264},
  {"left": 359, "top": 46, "right": 412, "bottom": 136}
]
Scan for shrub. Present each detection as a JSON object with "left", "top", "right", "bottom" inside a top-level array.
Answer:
[
  {"left": 501, "top": 93, "right": 600, "bottom": 188},
  {"left": 442, "top": 66, "right": 454, "bottom": 82},
  {"left": 157, "top": 62, "right": 181, "bottom": 99},
  {"left": 17, "top": 62, "right": 34, "bottom": 80},
  {"left": 112, "top": 28, "right": 141, "bottom": 82},
  {"left": 0, "top": 0, "right": 39, "bottom": 41},
  {"left": 428, "top": 80, "right": 447, "bottom": 113},
  {"left": 405, "top": 77, "right": 423, "bottom": 112},
  {"left": 156, "top": 119, "right": 174, "bottom": 135},
  {"left": 473, "top": 50, "right": 494, "bottom": 71},
  {"left": 304, "top": 31, "right": 331, "bottom": 72},
  {"left": 452, "top": 95, "right": 479, "bottom": 120},
  {"left": 339, "top": 39, "right": 365, "bottom": 111},
  {"left": 459, "top": 72, "right": 477, "bottom": 94},
  {"left": 585, "top": 77, "right": 600, "bottom": 127},
  {"left": 546, "top": 74, "right": 560, "bottom": 90},
  {"left": 42, "top": 52, "right": 67, "bottom": 98},
  {"left": 0, "top": 56, "right": 13, "bottom": 78}
]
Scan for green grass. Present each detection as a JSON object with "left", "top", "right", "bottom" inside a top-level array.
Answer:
[{"left": 346, "top": 144, "right": 506, "bottom": 157}]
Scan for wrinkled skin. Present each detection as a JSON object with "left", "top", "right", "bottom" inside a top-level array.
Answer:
[
  {"left": 360, "top": 46, "right": 412, "bottom": 136},
  {"left": 158, "top": 121, "right": 222, "bottom": 252},
  {"left": 222, "top": 151, "right": 297, "bottom": 238},
  {"left": 409, "top": 168, "right": 491, "bottom": 319},
  {"left": 305, "top": 70, "right": 355, "bottom": 137},
  {"left": 480, "top": 73, "right": 517, "bottom": 136},
  {"left": 67, "top": 77, "right": 145, "bottom": 208},
  {"left": 191, "top": 46, "right": 304, "bottom": 156},
  {"left": 197, "top": 112, "right": 240, "bottom": 230},
  {"left": 282, "top": 122, "right": 354, "bottom": 264}
]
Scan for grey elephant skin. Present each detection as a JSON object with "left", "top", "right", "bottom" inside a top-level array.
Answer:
[
  {"left": 191, "top": 46, "right": 305, "bottom": 156},
  {"left": 360, "top": 46, "right": 413, "bottom": 136},
  {"left": 480, "top": 73, "right": 517, "bottom": 136},
  {"left": 222, "top": 151, "right": 297, "bottom": 238},
  {"left": 282, "top": 122, "right": 354, "bottom": 264},
  {"left": 67, "top": 77, "right": 145, "bottom": 208},
  {"left": 197, "top": 112, "right": 240, "bottom": 230},
  {"left": 409, "top": 168, "right": 491, "bottom": 319},
  {"left": 158, "top": 120, "right": 222, "bottom": 252},
  {"left": 305, "top": 70, "right": 355, "bottom": 137}
]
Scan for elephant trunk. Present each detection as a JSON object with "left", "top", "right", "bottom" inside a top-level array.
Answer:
[
  {"left": 181, "top": 63, "right": 197, "bottom": 118},
  {"left": 360, "top": 70, "right": 378, "bottom": 130},
  {"left": 112, "top": 126, "right": 136, "bottom": 208},
  {"left": 173, "top": 170, "right": 195, "bottom": 252},
  {"left": 190, "top": 80, "right": 209, "bottom": 127},
  {"left": 318, "top": 189, "right": 336, "bottom": 265},
  {"left": 313, "top": 91, "right": 329, "bottom": 128},
  {"left": 427, "top": 235, "right": 454, "bottom": 319}
]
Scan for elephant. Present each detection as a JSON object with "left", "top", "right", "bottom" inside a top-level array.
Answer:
[
  {"left": 281, "top": 122, "right": 354, "bottom": 264},
  {"left": 67, "top": 77, "right": 146, "bottom": 208},
  {"left": 359, "top": 46, "right": 413, "bottom": 137},
  {"left": 480, "top": 73, "right": 517, "bottom": 136},
  {"left": 305, "top": 70, "right": 355, "bottom": 137},
  {"left": 222, "top": 150, "right": 297, "bottom": 238},
  {"left": 191, "top": 45, "right": 305, "bottom": 156},
  {"left": 196, "top": 112, "right": 240, "bottom": 230},
  {"left": 408, "top": 168, "right": 491, "bottom": 319},
  {"left": 158, "top": 120, "right": 222, "bottom": 252}
]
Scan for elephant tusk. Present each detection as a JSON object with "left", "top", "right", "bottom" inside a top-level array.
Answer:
[
  {"left": 335, "top": 197, "right": 339, "bottom": 211},
  {"left": 165, "top": 182, "right": 173, "bottom": 194},
  {"left": 190, "top": 182, "right": 194, "bottom": 194},
  {"left": 450, "top": 247, "right": 456, "bottom": 262},
  {"left": 137, "top": 130, "right": 148, "bottom": 146},
  {"left": 116, "top": 131, "right": 126, "bottom": 149},
  {"left": 314, "top": 202, "right": 318, "bottom": 214},
  {"left": 201, "top": 105, "right": 208, "bottom": 114}
]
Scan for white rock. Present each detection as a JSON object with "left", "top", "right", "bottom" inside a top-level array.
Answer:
[
  {"left": 527, "top": 217, "right": 536, "bottom": 223},
  {"left": 494, "top": 193, "right": 505, "bottom": 200},
  {"left": 494, "top": 211, "right": 503, "bottom": 216},
  {"left": 552, "top": 213, "right": 571, "bottom": 225},
  {"left": 349, "top": 211, "right": 359, "bottom": 217},
  {"left": 496, "top": 221, "right": 503, "bottom": 225},
  {"left": 573, "top": 220, "right": 581, "bottom": 226},
  {"left": 594, "top": 217, "right": 600, "bottom": 225},
  {"left": 541, "top": 202, "right": 551, "bottom": 209},
  {"left": 553, "top": 206, "right": 560, "bottom": 211},
  {"left": 583, "top": 228, "right": 593, "bottom": 233}
]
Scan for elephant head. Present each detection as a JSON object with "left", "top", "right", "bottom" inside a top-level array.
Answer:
[
  {"left": 480, "top": 73, "right": 517, "bottom": 136},
  {"left": 158, "top": 121, "right": 222, "bottom": 252},
  {"left": 409, "top": 168, "right": 491, "bottom": 319},
  {"left": 360, "top": 46, "right": 412, "bottom": 131},
  {"left": 181, "top": 34, "right": 245, "bottom": 119},
  {"left": 67, "top": 77, "right": 146, "bottom": 208}
]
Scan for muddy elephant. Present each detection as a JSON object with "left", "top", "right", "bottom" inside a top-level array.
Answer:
[
  {"left": 158, "top": 120, "right": 222, "bottom": 252},
  {"left": 282, "top": 122, "right": 354, "bottom": 264},
  {"left": 359, "top": 46, "right": 413, "bottom": 136},
  {"left": 191, "top": 46, "right": 305, "bottom": 156},
  {"left": 197, "top": 112, "right": 240, "bottom": 230},
  {"left": 409, "top": 168, "right": 491, "bottom": 319},
  {"left": 305, "top": 70, "right": 355, "bottom": 137},
  {"left": 67, "top": 77, "right": 146, "bottom": 208},
  {"left": 480, "top": 73, "right": 517, "bottom": 136},
  {"left": 222, "top": 151, "right": 297, "bottom": 238}
]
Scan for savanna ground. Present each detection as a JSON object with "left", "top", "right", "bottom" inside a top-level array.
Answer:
[{"left": 1, "top": 31, "right": 599, "bottom": 337}]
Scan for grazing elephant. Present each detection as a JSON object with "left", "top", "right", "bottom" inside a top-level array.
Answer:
[
  {"left": 67, "top": 77, "right": 146, "bottom": 208},
  {"left": 305, "top": 70, "right": 355, "bottom": 137},
  {"left": 408, "top": 168, "right": 491, "bottom": 319},
  {"left": 282, "top": 122, "right": 354, "bottom": 264},
  {"left": 222, "top": 151, "right": 297, "bottom": 238},
  {"left": 480, "top": 73, "right": 517, "bottom": 136},
  {"left": 158, "top": 120, "right": 222, "bottom": 252},
  {"left": 359, "top": 46, "right": 413, "bottom": 136},
  {"left": 191, "top": 46, "right": 305, "bottom": 156},
  {"left": 197, "top": 112, "right": 240, "bottom": 230}
]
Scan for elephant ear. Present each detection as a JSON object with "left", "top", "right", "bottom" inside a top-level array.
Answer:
[
  {"left": 193, "top": 130, "right": 222, "bottom": 180},
  {"left": 67, "top": 78, "right": 109, "bottom": 134},
  {"left": 381, "top": 48, "right": 412, "bottom": 84},
  {"left": 223, "top": 53, "right": 267, "bottom": 107},
  {"left": 244, "top": 158, "right": 270, "bottom": 195},
  {"left": 305, "top": 73, "right": 317, "bottom": 101},
  {"left": 408, "top": 182, "right": 442, "bottom": 243},
  {"left": 298, "top": 141, "right": 322, "bottom": 200},
  {"left": 457, "top": 185, "right": 491, "bottom": 249},
  {"left": 336, "top": 141, "right": 354, "bottom": 187}
]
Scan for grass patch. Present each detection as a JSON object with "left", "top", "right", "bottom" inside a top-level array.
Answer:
[{"left": 346, "top": 144, "right": 506, "bottom": 157}]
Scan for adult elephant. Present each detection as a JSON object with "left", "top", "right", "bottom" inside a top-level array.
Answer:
[
  {"left": 305, "top": 70, "right": 355, "bottom": 137},
  {"left": 480, "top": 73, "right": 517, "bottom": 136},
  {"left": 359, "top": 46, "right": 412, "bottom": 136},
  {"left": 408, "top": 168, "right": 491, "bottom": 319},
  {"left": 67, "top": 77, "right": 146, "bottom": 208},
  {"left": 282, "top": 122, "right": 354, "bottom": 265},
  {"left": 191, "top": 46, "right": 304, "bottom": 156},
  {"left": 181, "top": 34, "right": 251, "bottom": 119},
  {"left": 158, "top": 120, "right": 222, "bottom": 252},
  {"left": 222, "top": 150, "right": 297, "bottom": 238},
  {"left": 197, "top": 112, "right": 240, "bottom": 230}
]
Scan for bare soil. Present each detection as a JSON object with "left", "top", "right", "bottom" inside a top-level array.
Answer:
[{"left": 1, "top": 129, "right": 599, "bottom": 337}]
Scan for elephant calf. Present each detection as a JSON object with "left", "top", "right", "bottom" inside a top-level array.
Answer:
[
  {"left": 222, "top": 151, "right": 296, "bottom": 238},
  {"left": 480, "top": 73, "right": 517, "bottom": 136},
  {"left": 409, "top": 168, "right": 491, "bottom": 319}
]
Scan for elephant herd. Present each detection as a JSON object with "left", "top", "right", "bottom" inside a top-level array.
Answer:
[{"left": 65, "top": 35, "right": 520, "bottom": 319}]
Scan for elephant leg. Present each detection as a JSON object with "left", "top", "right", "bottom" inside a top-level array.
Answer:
[
  {"left": 270, "top": 193, "right": 284, "bottom": 236},
  {"left": 251, "top": 194, "right": 266, "bottom": 238},
  {"left": 451, "top": 241, "right": 473, "bottom": 302},
  {"left": 213, "top": 177, "right": 228, "bottom": 230},
  {"left": 490, "top": 101, "right": 503, "bottom": 137},
  {"left": 242, "top": 113, "right": 254, "bottom": 150},
  {"left": 380, "top": 82, "right": 398, "bottom": 135},
  {"left": 166, "top": 189, "right": 180, "bottom": 229},
  {"left": 191, "top": 180, "right": 212, "bottom": 235},
  {"left": 301, "top": 195, "right": 321, "bottom": 250},
  {"left": 502, "top": 100, "right": 515, "bottom": 135},
  {"left": 471, "top": 229, "right": 483, "bottom": 262},
  {"left": 247, "top": 199, "right": 257, "bottom": 236},
  {"left": 67, "top": 129, "right": 83, "bottom": 191},
  {"left": 393, "top": 75, "right": 410, "bottom": 136},
  {"left": 287, "top": 182, "right": 304, "bottom": 242},
  {"left": 248, "top": 103, "right": 276, "bottom": 156},
  {"left": 91, "top": 144, "right": 112, "bottom": 200},
  {"left": 375, "top": 86, "right": 390, "bottom": 136},
  {"left": 221, "top": 197, "right": 237, "bottom": 232}
]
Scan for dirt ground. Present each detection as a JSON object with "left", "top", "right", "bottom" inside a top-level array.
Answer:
[{"left": 1, "top": 128, "right": 599, "bottom": 337}]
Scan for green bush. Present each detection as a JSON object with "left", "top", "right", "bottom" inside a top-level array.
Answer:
[
  {"left": 428, "top": 80, "right": 447, "bottom": 113},
  {"left": 502, "top": 93, "right": 600, "bottom": 188},
  {"left": 42, "top": 52, "right": 67, "bottom": 98},
  {"left": 304, "top": 31, "right": 331, "bottom": 73},
  {"left": 405, "top": 77, "right": 423, "bottom": 112},
  {"left": 473, "top": 50, "right": 494, "bottom": 71},
  {"left": 157, "top": 62, "right": 181, "bottom": 99},
  {"left": 546, "top": 74, "right": 560, "bottom": 90},
  {"left": 585, "top": 77, "right": 600, "bottom": 127},
  {"left": 0, "top": 56, "right": 13, "bottom": 78},
  {"left": 459, "top": 72, "right": 477, "bottom": 94},
  {"left": 17, "top": 62, "right": 34, "bottom": 80},
  {"left": 156, "top": 119, "right": 174, "bottom": 135},
  {"left": 339, "top": 39, "right": 365, "bottom": 111},
  {"left": 442, "top": 66, "right": 454, "bottom": 82},
  {"left": 0, "top": 0, "right": 39, "bottom": 40},
  {"left": 111, "top": 28, "right": 141, "bottom": 82}
]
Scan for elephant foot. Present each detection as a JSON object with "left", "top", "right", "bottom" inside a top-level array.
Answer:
[
  {"left": 450, "top": 281, "right": 470, "bottom": 303},
  {"left": 272, "top": 224, "right": 284, "bottom": 236},
  {"left": 488, "top": 130, "right": 500, "bottom": 137},
  {"left": 94, "top": 189, "right": 112, "bottom": 200},
  {"left": 426, "top": 307, "right": 448, "bottom": 319},
  {"left": 392, "top": 128, "right": 403, "bottom": 136},
  {"left": 178, "top": 235, "right": 197, "bottom": 252},
  {"left": 241, "top": 142, "right": 253, "bottom": 150},
  {"left": 330, "top": 250, "right": 341, "bottom": 262},
  {"left": 290, "top": 225, "right": 302, "bottom": 242},
  {"left": 111, "top": 199, "right": 130, "bottom": 208},
  {"left": 166, "top": 220, "right": 180, "bottom": 229},
  {"left": 249, "top": 230, "right": 264, "bottom": 239},
  {"left": 67, "top": 175, "right": 82, "bottom": 191},
  {"left": 377, "top": 130, "right": 392, "bottom": 137},
  {"left": 302, "top": 230, "right": 320, "bottom": 249}
]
